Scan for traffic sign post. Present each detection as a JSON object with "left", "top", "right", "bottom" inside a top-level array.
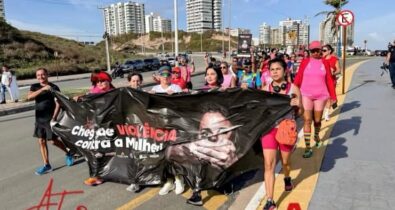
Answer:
[{"left": 336, "top": 10, "right": 354, "bottom": 94}]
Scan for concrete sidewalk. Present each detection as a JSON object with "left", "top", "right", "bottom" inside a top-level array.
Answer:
[{"left": 309, "top": 58, "right": 395, "bottom": 209}]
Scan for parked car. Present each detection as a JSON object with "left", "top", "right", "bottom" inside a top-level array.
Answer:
[
  {"left": 380, "top": 50, "right": 388, "bottom": 57},
  {"left": 143, "top": 58, "right": 160, "bottom": 71},
  {"left": 133, "top": 59, "right": 145, "bottom": 71},
  {"left": 167, "top": 57, "right": 176, "bottom": 66},
  {"left": 121, "top": 60, "right": 136, "bottom": 72},
  {"left": 375, "top": 50, "right": 383, "bottom": 56},
  {"left": 362, "top": 49, "right": 374, "bottom": 56}
]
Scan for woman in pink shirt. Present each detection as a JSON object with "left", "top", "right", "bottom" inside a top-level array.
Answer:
[
  {"left": 293, "top": 41, "right": 337, "bottom": 158},
  {"left": 220, "top": 62, "right": 236, "bottom": 89}
]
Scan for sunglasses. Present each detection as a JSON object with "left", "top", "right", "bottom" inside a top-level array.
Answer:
[
  {"left": 322, "top": 49, "right": 328, "bottom": 52},
  {"left": 220, "top": 66, "right": 227, "bottom": 69},
  {"left": 310, "top": 49, "right": 321, "bottom": 53}
]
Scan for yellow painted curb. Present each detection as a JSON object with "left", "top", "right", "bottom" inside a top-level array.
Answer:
[{"left": 257, "top": 60, "right": 369, "bottom": 210}]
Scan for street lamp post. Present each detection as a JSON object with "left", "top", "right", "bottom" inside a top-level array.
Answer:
[
  {"left": 174, "top": 0, "right": 179, "bottom": 64},
  {"left": 228, "top": 0, "right": 232, "bottom": 53},
  {"left": 364, "top": 40, "right": 367, "bottom": 55}
]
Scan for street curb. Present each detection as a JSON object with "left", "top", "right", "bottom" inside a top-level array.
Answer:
[
  {"left": 0, "top": 102, "right": 35, "bottom": 117},
  {"left": 18, "top": 75, "right": 91, "bottom": 88},
  {"left": 0, "top": 71, "right": 207, "bottom": 117}
]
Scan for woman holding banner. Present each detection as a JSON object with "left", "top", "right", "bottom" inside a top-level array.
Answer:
[
  {"left": 260, "top": 58, "right": 303, "bottom": 210},
  {"left": 293, "top": 41, "right": 337, "bottom": 158},
  {"left": 83, "top": 71, "right": 115, "bottom": 186}
]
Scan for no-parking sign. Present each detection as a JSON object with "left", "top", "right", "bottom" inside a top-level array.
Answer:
[{"left": 336, "top": 10, "right": 354, "bottom": 26}]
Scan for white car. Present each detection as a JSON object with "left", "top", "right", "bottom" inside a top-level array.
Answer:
[{"left": 167, "top": 57, "right": 176, "bottom": 66}]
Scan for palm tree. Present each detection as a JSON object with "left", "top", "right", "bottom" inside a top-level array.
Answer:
[{"left": 316, "top": 0, "right": 349, "bottom": 39}]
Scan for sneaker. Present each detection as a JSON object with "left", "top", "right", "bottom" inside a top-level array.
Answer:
[
  {"left": 65, "top": 153, "right": 74, "bottom": 166},
  {"left": 159, "top": 179, "right": 175, "bottom": 195},
  {"left": 263, "top": 199, "right": 276, "bottom": 210},
  {"left": 126, "top": 183, "right": 140, "bottom": 192},
  {"left": 174, "top": 175, "right": 185, "bottom": 195},
  {"left": 314, "top": 136, "right": 322, "bottom": 148},
  {"left": 35, "top": 164, "right": 52, "bottom": 175},
  {"left": 187, "top": 191, "right": 203, "bottom": 206},
  {"left": 284, "top": 177, "right": 293, "bottom": 191},
  {"left": 84, "top": 177, "right": 103, "bottom": 186},
  {"left": 324, "top": 109, "right": 330, "bottom": 121},
  {"left": 302, "top": 148, "right": 313, "bottom": 158}
]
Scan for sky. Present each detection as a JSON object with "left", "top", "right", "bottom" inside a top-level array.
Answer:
[{"left": 4, "top": 0, "right": 395, "bottom": 50}]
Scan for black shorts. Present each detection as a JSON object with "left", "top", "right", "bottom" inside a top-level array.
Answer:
[{"left": 33, "top": 122, "right": 57, "bottom": 140}]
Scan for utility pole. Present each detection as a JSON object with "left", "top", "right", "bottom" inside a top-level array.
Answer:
[
  {"left": 222, "top": 0, "right": 225, "bottom": 56},
  {"left": 98, "top": 6, "right": 111, "bottom": 72},
  {"left": 228, "top": 0, "right": 232, "bottom": 53},
  {"left": 200, "top": 32, "right": 203, "bottom": 53},
  {"left": 174, "top": 0, "right": 179, "bottom": 64}
]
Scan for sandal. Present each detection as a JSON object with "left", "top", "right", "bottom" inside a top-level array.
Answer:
[{"left": 302, "top": 149, "right": 313, "bottom": 158}]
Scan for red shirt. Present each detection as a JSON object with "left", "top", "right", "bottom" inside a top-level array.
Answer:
[{"left": 171, "top": 78, "right": 187, "bottom": 89}]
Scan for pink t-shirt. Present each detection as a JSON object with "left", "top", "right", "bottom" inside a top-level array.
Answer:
[
  {"left": 300, "top": 58, "right": 329, "bottom": 100},
  {"left": 180, "top": 65, "right": 193, "bottom": 82},
  {"left": 222, "top": 74, "right": 233, "bottom": 89}
]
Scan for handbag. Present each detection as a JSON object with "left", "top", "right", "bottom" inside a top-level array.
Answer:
[{"left": 275, "top": 119, "right": 297, "bottom": 145}]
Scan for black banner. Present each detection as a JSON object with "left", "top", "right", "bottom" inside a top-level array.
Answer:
[
  {"left": 237, "top": 34, "right": 252, "bottom": 55},
  {"left": 52, "top": 88, "right": 292, "bottom": 189}
]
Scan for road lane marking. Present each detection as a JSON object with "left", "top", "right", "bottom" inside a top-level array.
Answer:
[{"left": 116, "top": 188, "right": 160, "bottom": 210}]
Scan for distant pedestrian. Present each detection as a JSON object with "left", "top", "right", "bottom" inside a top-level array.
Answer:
[
  {"left": 10, "top": 70, "right": 20, "bottom": 102},
  {"left": 293, "top": 41, "right": 337, "bottom": 158},
  {"left": 27, "top": 68, "right": 74, "bottom": 175},
  {"left": 386, "top": 40, "right": 395, "bottom": 89},
  {"left": 322, "top": 44, "right": 340, "bottom": 121},
  {"left": 1, "top": 65, "right": 17, "bottom": 103},
  {"left": 179, "top": 56, "right": 195, "bottom": 89}
]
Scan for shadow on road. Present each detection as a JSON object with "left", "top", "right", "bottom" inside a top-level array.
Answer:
[
  {"left": 346, "top": 80, "right": 375, "bottom": 93},
  {"left": 336, "top": 101, "right": 361, "bottom": 115},
  {"left": 320, "top": 137, "right": 348, "bottom": 172},
  {"left": 330, "top": 116, "right": 362, "bottom": 137}
]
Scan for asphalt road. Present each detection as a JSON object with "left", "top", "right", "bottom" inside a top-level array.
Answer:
[
  {"left": 0, "top": 56, "right": 376, "bottom": 209},
  {"left": 0, "top": 74, "right": 208, "bottom": 210}
]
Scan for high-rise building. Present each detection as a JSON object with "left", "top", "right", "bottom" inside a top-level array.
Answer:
[
  {"left": 103, "top": 1, "right": 145, "bottom": 36},
  {"left": 0, "top": 0, "right": 5, "bottom": 19},
  {"left": 259, "top": 23, "right": 271, "bottom": 45},
  {"left": 279, "top": 18, "right": 309, "bottom": 46},
  {"left": 270, "top": 28, "right": 281, "bottom": 45},
  {"left": 265, "top": 18, "right": 309, "bottom": 46},
  {"left": 319, "top": 18, "right": 336, "bottom": 45},
  {"left": 145, "top": 13, "right": 172, "bottom": 33},
  {"left": 225, "top": 28, "right": 250, "bottom": 37},
  {"left": 186, "top": 0, "right": 222, "bottom": 33},
  {"left": 319, "top": 18, "right": 354, "bottom": 47}
]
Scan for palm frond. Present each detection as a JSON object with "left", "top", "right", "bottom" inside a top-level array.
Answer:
[{"left": 315, "top": 10, "right": 331, "bottom": 17}]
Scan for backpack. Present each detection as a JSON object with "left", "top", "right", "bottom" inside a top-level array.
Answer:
[{"left": 275, "top": 119, "right": 297, "bottom": 145}]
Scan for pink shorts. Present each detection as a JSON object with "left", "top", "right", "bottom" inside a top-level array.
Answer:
[
  {"left": 302, "top": 96, "right": 328, "bottom": 111},
  {"left": 260, "top": 128, "right": 293, "bottom": 152}
]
